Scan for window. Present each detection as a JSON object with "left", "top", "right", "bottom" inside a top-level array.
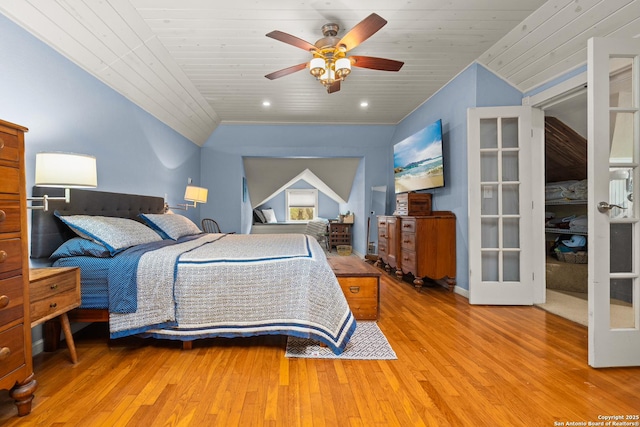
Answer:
[{"left": 286, "top": 189, "right": 318, "bottom": 222}]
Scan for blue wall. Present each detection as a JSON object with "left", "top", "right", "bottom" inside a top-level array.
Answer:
[
  {"left": 0, "top": 13, "right": 202, "bottom": 226},
  {"left": 389, "top": 63, "right": 523, "bottom": 291}
]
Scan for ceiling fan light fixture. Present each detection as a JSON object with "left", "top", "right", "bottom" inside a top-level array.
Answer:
[
  {"left": 266, "top": 13, "right": 403, "bottom": 94},
  {"left": 310, "top": 57, "right": 326, "bottom": 77},
  {"left": 320, "top": 66, "right": 335, "bottom": 84},
  {"left": 335, "top": 57, "right": 351, "bottom": 79}
]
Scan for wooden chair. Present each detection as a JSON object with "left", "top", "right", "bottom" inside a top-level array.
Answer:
[{"left": 201, "top": 218, "right": 221, "bottom": 233}]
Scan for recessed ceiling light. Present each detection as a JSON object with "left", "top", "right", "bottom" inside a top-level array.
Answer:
[
  {"left": 262, "top": 101, "right": 271, "bottom": 107},
  {"left": 360, "top": 101, "right": 369, "bottom": 108}
]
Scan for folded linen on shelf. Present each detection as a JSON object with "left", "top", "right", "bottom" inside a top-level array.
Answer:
[{"left": 545, "top": 179, "right": 587, "bottom": 201}]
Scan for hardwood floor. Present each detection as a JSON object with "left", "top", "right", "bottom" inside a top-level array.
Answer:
[{"left": 2, "top": 270, "right": 639, "bottom": 426}]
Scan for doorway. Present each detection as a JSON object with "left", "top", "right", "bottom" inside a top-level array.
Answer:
[{"left": 536, "top": 90, "right": 590, "bottom": 325}]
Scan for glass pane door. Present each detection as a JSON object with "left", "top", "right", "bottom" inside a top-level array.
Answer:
[
  {"left": 479, "top": 117, "right": 521, "bottom": 283},
  {"left": 468, "top": 106, "right": 542, "bottom": 306}
]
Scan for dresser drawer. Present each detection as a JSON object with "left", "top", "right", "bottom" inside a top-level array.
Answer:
[
  {"left": 400, "top": 250, "right": 417, "bottom": 275},
  {"left": 378, "top": 241, "right": 387, "bottom": 256},
  {"left": 0, "top": 276, "right": 24, "bottom": 326},
  {"left": 0, "top": 131, "right": 20, "bottom": 164},
  {"left": 0, "top": 166, "right": 20, "bottom": 195},
  {"left": 0, "top": 238, "right": 23, "bottom": 276},
  {"left": 30, "top": 269, "right": 77, "bottom": 301},
  {"left": 0, "top": 323, "right": 26, "bottom": 379},
  {"left": 0, "top": 200, "right": 20, "bottom": 234},
  {"left": 400, "top": 232, "right": 416, "bottom": 251},
  {"left": 400, "top": 218, "right": 416, "bottom": 233},
  {"left": 30, "top": 290, "right": 79, "bottom": 324}
]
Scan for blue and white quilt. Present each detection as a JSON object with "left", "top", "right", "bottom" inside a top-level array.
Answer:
[{"left": 109, "top": 233, "right": 355, "bottom": 354}]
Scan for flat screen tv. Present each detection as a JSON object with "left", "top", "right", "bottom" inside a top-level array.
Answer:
[{"left": 393, "top": 119, "right": 444, "bottom": 194}]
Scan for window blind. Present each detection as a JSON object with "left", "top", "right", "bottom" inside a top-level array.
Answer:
[{"left": 288, "top": 190, "right": 316, "bottom": 207}]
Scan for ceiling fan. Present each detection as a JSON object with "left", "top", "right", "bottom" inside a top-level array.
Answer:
[{"left": 265, "top": 13, "right": 404, "bottom": 93}]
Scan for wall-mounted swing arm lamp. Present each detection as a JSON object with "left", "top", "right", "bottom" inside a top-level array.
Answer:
[
  {"left": 27, "top": 152, "right": 98, "bottom": 211},
  {"left": 165, "top": 185, "right": 208, "bottom": 211}
]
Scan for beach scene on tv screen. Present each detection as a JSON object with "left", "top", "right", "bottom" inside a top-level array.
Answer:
[{"left": 394, "top": 120, "right": 444, "bottom": 193}]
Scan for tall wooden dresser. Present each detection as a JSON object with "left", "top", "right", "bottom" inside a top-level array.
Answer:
[
  {"left": 378, "top": 212, "right": 456, "bottom": 291},
  {"left": 0, "top": 119, "right": 37, "bottom": 416}
]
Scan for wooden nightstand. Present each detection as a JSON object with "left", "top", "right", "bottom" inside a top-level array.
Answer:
[{"left": 29, "top": 267, "right": 81, "bottom": 363}]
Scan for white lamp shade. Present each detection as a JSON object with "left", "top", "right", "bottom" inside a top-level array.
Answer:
[
  {"left": 335, "top": 58, "right": 351, "bottom": 73},
  {"left": 35, "top": 152, "right": 97, "bottom": 188},
  {"left": 309, "top": 57, "right": 326, "bottom": 76},
  {"left": 320, "top": 67, "right": 335, "bottom": 82},
  {"left": 184, "top": 185, "right": 208, "bottom": 203}
]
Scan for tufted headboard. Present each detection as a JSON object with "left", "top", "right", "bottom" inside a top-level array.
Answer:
[{"left": 30, "top": 187, "right": 165, "bottom": 259}]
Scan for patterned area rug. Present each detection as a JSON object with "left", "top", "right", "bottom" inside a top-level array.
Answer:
[{"left": 285, "top": 321, "right": 397, "bottom": 360}]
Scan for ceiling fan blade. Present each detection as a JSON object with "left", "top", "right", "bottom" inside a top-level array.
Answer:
[
  {"left": 350, "top": 56, "right": 404, "bottom": 72},
  {"left": 337, "top": 13, "right": 387, "bottom": 51},
  {"left": 266, "top": 30, "right": 317, "bottom": 52},
  {"left": 265, "top": 63, "right": 308, "bottom": 80},
  {"left": 327, "top": 80, "right": 341, "bottom": 94}
]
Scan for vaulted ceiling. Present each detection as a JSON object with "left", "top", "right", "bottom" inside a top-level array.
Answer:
[{"left": 1, "top": 1, "right": 639, "bottom": 146}]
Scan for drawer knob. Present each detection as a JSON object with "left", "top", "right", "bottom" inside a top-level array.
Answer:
[
  {"left": 0, "top": 250, "right": 7, "bottom": 263},
  {"left": 0, "top": 295, "right": 9, "bottom": 309},
  {"left": 349, "top": 286, "right": 360, "bottom": 294},
  {"left": 0, "top": 209, "right": 5, "bottom": 222},
  {"left": 50, "top": 302, "right": 57, "bottom": 309},
  {"left": 50, "top": 284, "right": 58, "bottom": 290},
  {"left": 0, "top": 347, "right": 10, "bottom": 360},
  {"left": 0, "top": 137, "right": 4, "bottom": 150}
]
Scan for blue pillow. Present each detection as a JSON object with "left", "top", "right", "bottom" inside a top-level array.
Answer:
[
  {"left": 50, "top": 237, "right": 112, "bottom": 260},
  {"left": 139, "top": 213, "right": 202, "bottom": 240},
  {"left": 54, "top": 212, "right": 162, "bottom": 255}
]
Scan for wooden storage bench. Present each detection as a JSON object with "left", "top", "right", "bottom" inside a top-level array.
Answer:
[{"left": 327, "top": 256, "right": 381, "bottom": 321}]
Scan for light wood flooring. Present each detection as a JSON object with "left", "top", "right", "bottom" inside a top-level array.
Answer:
[{"left": 2, "top": 268, "right": 639, "bottom": 426}]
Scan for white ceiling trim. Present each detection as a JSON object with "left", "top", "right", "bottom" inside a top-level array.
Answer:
[{"left": 255, "top": 168, "right": 347, "bottom": 207}]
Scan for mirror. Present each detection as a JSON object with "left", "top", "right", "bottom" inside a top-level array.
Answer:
[{"left": 366, "top": 185, "right": 387, "bottom": 260}]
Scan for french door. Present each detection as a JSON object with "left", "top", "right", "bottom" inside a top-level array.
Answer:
[
  {"left": 588, "top": 37, "right": 640, "bottom": 367},
  {"left": 467, "top": 106, "right": 545, "bottom": 305}
]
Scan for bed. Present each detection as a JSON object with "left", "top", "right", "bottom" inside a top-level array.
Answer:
[{"left": 30, "top": 188, "right": 355, "bottom": 354}]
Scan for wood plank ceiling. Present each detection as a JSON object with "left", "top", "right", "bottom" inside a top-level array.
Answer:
[{"left": 1, "top": 1, "right": 639, "bottom": 146}]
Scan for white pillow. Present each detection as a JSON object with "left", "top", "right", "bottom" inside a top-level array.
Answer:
[
  {"left": 55, "top": 213, "right": 162, "bottom": 255},
  {"left": 262, "top": 208, "right": 277, "bottom": 223},
  {"left": 139, "top": 213, "right": 202, "bottom": 240}
]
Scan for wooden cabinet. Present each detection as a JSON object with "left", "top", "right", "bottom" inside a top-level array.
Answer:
[
  {"left": 30, "top": 267, "right": 81, "bottom": 364},
  {"left": 328, "top": 222, "right": 352, "bottom": 251},
  {"left": 0, "top": 119, "right": 36, "bottom": 417},
  {"left": 377, "top": 216, "right": 398, "bottom": 270},
  {"left": 378, "top": 212, "right": 456, "bottom": 291}
]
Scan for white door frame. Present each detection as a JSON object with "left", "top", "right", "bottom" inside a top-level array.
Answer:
[{"left": 522, "top": 73, "right": 589, "bottom": 305}]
